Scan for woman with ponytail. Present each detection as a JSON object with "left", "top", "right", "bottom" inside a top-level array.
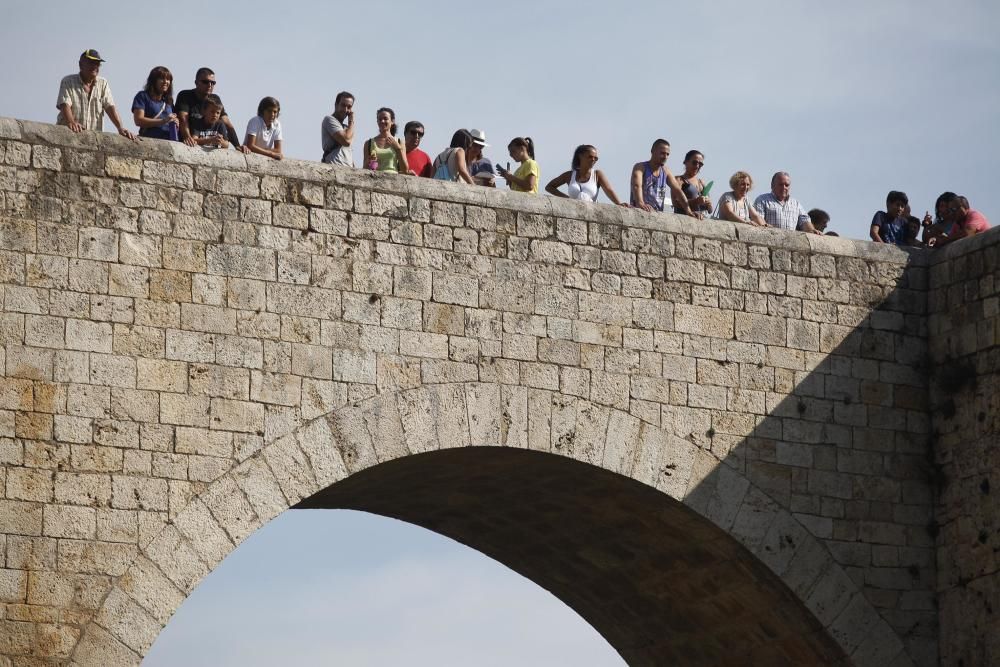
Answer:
[
  {"left": 363, "top": 107, "right": 408, "bottom": 174},
  {"left": 545, "top": 144, "right": 626, "bottom": 205},
  {"left": 498, "top": 136, "right": 539, "bottom": 193}
]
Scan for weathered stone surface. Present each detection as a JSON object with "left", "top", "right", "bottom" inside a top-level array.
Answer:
[{"left": 0, "top": 118, "right": 962, "bottom": 666}]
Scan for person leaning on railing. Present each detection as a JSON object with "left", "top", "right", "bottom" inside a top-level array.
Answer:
[
  {"left": 545, "top": 144, "right": 627, "bottom": 206},
  {"left": 131, "top": 66, "right": 178, "bottom": 141},
  {"left": 56, "top": 49, "right": 136, "bottom": 141}
]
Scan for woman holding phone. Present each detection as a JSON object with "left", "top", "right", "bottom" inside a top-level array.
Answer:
[
  {"left": 671, "top": 150, "right": 712, "bottom": 219},
  {"left": 545, "top": 144, "right": 627, "bottom": 205},
  {"left": 498, "top": 137, "right": 539, "bottom": 193}
]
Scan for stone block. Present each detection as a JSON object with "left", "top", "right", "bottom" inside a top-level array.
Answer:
[
  {"left": 66, "top": 319, "right": 112, "bottom": 353},
  {"left": 432, "top": 273, "right": 478, "bottom": 307},
  {"left": 42, "top": 504, "right": 96, "bottom": 539},
  {"left": 209, "top": 398, "right": 265, "bottom": 433},
  {"left": 674, "top": 304, "right": 734, "bottom": 339}
]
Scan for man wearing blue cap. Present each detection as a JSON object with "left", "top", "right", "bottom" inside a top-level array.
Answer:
[{"left": 56, "top": 49, "right": 136, "bottom": 140}]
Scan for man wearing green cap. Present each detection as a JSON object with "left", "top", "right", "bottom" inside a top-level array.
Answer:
[{"left": 56, "top": 49, "right": 136, "bottom": 140}]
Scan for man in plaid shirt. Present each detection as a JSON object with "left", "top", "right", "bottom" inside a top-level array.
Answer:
[{"left": 753, "top": 171, "right": 820, "bottom": 234}]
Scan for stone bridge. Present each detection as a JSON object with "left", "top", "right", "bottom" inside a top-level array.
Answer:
[{"left": 0, "top": 117, "right": 996, "bottom": 666}]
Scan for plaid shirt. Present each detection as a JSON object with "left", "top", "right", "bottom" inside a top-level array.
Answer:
[
  {"left": 56, "top": 74, "right": 115, "bottom": 131},
  {"left": 753, "top": 193, "right": 810, "bottom": 231}
]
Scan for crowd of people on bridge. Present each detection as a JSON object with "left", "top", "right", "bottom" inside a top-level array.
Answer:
[{"left": 54, "top": 50, "right": 991, "bottom": 247}]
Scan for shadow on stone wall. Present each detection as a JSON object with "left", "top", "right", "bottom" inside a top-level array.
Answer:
[
  {"left": 286, "top": 249, "right": 936, "bottom": 667},
  {"left": 925, "top": 227, "right": 1000, "bottom": 666},
  {"left": 301, "top": 449, "right": 847, "bottom": 666}
]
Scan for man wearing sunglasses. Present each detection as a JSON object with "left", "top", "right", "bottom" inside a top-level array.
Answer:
[
  {"left": 56, "top": 49, "right": 136, "bottom": 141},
  {"left": 404, "top": 121, "right": 432, "bottom": 177},
  {"left": 175, "top": 68, "right": 246, "bottom": 152}
]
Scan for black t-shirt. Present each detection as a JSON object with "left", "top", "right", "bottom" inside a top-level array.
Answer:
[
  {"left": 192, "top": 120, "right": 228, "bottom": 140},
  {"left": 174, "top": 88, "right": 240, "bottom": 148},
  {"left": 176, "top": 89, "right": 239, "bottom": 146}
]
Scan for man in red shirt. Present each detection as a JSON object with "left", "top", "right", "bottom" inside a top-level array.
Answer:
[{"left": 404, "top": 121, "right": 432, "bottom": 177}]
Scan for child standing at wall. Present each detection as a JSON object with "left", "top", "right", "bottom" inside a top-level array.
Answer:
[
  {"left": 870, "top": 191, "right": 909, "bottom": 245},
  {"left": 498, "top": 137, "right": 539, "bottom": 193},
  {"left": 244, "top": 97, "right": 283, "bottom": 160},
  {"left": 189, "top": 94, "right": 229, "bottom": 149}
]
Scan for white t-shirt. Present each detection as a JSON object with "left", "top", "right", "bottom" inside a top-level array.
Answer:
[{"left": 245, "top": 116, "right": 282, "bottom": 149}]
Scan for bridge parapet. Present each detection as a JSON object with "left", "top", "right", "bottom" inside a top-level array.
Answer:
[{"left": 0, "top": 118, "right": 949, "bottom": 665}]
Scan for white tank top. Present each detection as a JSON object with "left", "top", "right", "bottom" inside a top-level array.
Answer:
[{"left": 567, "top": 169, "right": 599, "bottom": 201}]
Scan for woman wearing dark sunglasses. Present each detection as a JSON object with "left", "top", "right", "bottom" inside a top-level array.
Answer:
[
  {"left": 671, "top": 150, "right": 713, "bottom": 219},
  {"left": 544, "top": 144, "right": 627, "bottom": 206}
]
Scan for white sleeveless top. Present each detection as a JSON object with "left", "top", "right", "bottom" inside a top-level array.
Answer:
[{"left": 567, "top": 169, "right": 599, "bottom": 201}]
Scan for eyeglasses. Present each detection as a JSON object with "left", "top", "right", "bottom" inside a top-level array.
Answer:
[
  {"left": 198, "top": 79, "right": 217, "bottom": 86},
  {"left": 692, "top": 161, "right": 704, "bottom": 167},
  {"left": 407, "top": 130, "right": 424, "bottom": 137}
]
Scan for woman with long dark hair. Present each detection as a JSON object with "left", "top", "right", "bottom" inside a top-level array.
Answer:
[
  {"left": 131, "top": 66, "right": 178, "bottom": 140},
  {"left": 545, "top": 144, "right": 626, "bottom": 205},
  {"left": 431, "top": 129, "right": 475, "bottom": 184},
  {"left": 363, "top": 107, "right": 408, "bottom": 174}
]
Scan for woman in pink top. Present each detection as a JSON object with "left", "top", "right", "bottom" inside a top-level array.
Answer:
[{"left": 928, "top": 193, "right": 991, "bottom": 247}]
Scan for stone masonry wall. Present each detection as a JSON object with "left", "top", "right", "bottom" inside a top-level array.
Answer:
[
  {"left": 0, "top": 117, "right": 937, "bottom": 665},
  {"left": 929, "top": 230, "right": 1000, "bottom": 666}
]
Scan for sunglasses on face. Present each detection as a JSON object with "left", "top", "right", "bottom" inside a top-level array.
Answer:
[
  {"left": 692, "top": 161, "right": 704, "bottom": 167},
  {"left": 407, "top": 130, "right": 424, "bottom": 137},
  {"left": 198, "top": 79, "right": 217, "bottom": 86}
]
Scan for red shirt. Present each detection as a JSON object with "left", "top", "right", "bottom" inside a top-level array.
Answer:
[{"left": 406, "top": 148, "right": 432, "bottom": 177}]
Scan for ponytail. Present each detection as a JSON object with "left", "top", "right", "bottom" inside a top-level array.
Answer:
[{"left": 509, "top": 136, "right": 535, "bottom": 159}]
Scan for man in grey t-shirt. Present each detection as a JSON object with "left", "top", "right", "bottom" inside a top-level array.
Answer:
[{"left": 321, "top": 91, "right": 355, "bottom": 167}]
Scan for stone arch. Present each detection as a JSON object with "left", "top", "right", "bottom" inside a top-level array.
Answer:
[{"left": 71, "top": 383, "right": 908, "bottom": 666}]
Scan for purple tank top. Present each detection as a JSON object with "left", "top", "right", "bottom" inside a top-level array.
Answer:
[{"left": 631, "top": 162, "right": 668, "bottom": 211}]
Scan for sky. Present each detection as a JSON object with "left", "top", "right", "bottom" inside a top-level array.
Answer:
[
  {"left": 143, "top": 510, "right": 624, "bottom": 666},
  {"left": 2, "top": 1, "right": 998, "bottom": 240},
  {"left": 2, "top": 1, "right": 999, "bottom": 663}
]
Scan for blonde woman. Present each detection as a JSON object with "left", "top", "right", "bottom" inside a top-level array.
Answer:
[{"left": 714, "top": 171, "right": 767, "bottom": 226}]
